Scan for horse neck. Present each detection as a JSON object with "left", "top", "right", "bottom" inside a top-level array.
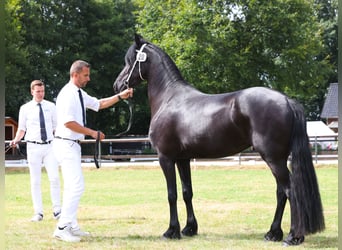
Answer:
[
  {"left": 147, "top": 71, "right": 202, "bottom": 117},
  {"left": 146, "top": 53, "right": 184, "bottom": 110}
]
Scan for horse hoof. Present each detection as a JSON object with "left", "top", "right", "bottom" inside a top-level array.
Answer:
[
  {"left": 163, "top": 229, "right": 181, "bottom": 239},
  {"left": 283, "top": 235, "right": 305, "bottom": 246},
  {"left": 181, "top": 226, "right": 198, "bottom": 237},
  {"left": 264, "top": 229, "right": 283, "bottom": 242}
]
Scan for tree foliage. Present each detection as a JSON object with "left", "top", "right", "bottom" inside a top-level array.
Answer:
[
  {"left": 5, "top": 0, "right": 142, "bottom": 134},
  {"left": 5, "top": 0, "right": 338, "bottom": 136},
  {"left": 134, "top": 0, "right": 336, "bottom": 120}
]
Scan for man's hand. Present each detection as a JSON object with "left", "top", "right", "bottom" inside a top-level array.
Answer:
[
  {"left": 119, "top": 88, "right": 133, "bottom": 99},
  {"left": 9, "top": 140, "right": 18, "bottom": 147},
  {"left": 91, "top": 130, "right": 105, "bottom": 140}
]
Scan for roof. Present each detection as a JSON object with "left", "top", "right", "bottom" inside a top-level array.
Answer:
[
  {"left": 321, "top": 83, "right": 338, "bottom": 118},
  {"left": 306, "top": 121, "right": 337, "bottom": 137},
  {"left": 5, "top": 117, "right": 18, "bottom": 126},
  {"left": 327, "top": 120, "right": 338, "bottom": 129}
]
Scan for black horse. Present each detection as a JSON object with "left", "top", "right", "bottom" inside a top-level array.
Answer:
[{"left": 113, "top": 34, "right": 325, "bottom": 246}]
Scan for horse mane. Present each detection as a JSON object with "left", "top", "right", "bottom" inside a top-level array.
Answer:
[{"left": 148, "top": 43, "right": 187, "bottom": 86}]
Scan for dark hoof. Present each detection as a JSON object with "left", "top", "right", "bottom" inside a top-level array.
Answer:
[
  {"left": 283, "top": 234, "right": 305, "bottom": 246},
  {"left": 181, "top": 225, "right": 198, "bottom": 237},
  {"left": 163, "top": 227, "right": 181, "bottom": 239},
  {"left": 264, "top": 229, "right": 283, "bottom": 242}
]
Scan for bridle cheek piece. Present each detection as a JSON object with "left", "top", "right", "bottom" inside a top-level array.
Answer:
[{"left": 124, "top": 43, "right": 147, "bottom": 89}]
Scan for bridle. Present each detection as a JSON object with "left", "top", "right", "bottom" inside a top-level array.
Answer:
[
  {"left": 114, "top": 45, "right": 148, "bottom": 137},
  {"left": 123, "top": 43, "right": 148, "bottom": 88},
  {"left": 95, "top": 44, "right": 147, "bottom": 168}
]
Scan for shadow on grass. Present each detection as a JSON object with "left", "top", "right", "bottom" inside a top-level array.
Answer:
[
  {"left": 84, "top": 231, "right": 337, "bottom": 249},
  {"left": 226, "top": 233, "right": 337, "bottom": 249}
]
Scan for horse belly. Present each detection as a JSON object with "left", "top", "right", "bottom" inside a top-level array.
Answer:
[
  {"left": 149, "top": 96, "right": 251, "bottom": 159},
  {"left": 150, "top": 120, "right": 250, "bottom": 159},
  {"left": 184, "top": 131, "right": 251, "bottom": 158}
]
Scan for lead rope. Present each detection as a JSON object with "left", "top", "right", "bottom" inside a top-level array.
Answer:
[
  {"left": 114, "top": 99, "right": 134, "bottom": 137},
  {"left": 95, "top": 98, "right": 133, "bottom": 169},
  {"left": 94, "top": 131, "right": 101, "bottom": 168}
]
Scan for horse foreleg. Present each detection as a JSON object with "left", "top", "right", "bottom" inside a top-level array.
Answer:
[
  {"left": 159, "top": 155, "right": 181, "bottom": 239},
  {"left": 264, "top": 182, "right": 287, "bottom": 242},
  {"left": 176, "top": 159, "right": 198, "bottom": 237}
]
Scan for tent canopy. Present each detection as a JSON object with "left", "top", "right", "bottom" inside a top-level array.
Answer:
[{"left": 306, "top": 121, "right": 337, "bottom": 137}]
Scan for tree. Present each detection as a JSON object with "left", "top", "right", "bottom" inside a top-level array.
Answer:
[
  {"left": 134, "top": 0, "right": 334, "bottom": 119},
  {"left": 5, "top": 0, "right": 141, "bottom": 134},
  {"left": 5, "top": 0, "right": 337, "bottom": 135},
  {"left": 4, "top": 0, "right": 31, "bottom": 117},
  {"left": 314, "top": 0, "right": 338, "bottom": 84}
]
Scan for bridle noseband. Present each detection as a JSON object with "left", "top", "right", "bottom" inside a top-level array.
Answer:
[{"left": 124, "top": 43, "right": 147, "bottom": 88}]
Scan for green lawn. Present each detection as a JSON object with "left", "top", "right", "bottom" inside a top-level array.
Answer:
[{"left": 4, "top": 164, "right": 338, "bottom": 249}]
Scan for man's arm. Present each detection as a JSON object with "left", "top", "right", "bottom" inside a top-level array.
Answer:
[
  {"left": 98, "top": 88, "right": 133, "bottom": 110},
  {"left": 64, "top": 121, "right": 104, "bottom": 140},
  {"left": 10, "top": 130, "right": 26, "bottom": 146}
]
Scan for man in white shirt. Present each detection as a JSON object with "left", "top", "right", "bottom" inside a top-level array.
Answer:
[
  {"left": 53, "top": 60, "right": 133, "bottom": 242},
  {"left": 11, "top": 80, "right": 61, "bottom": 222}
]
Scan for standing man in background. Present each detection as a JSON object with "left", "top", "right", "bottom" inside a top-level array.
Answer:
[
  {"left": 10, "top": 80, "right": 61, "bottom": 222},
  {"left": 53, "top": 60, "right": 133, "bottom": 242}
]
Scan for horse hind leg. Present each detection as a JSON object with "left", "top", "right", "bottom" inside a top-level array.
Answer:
[
  {"left": 176, "top": 159, "right": 198, "bottom": 236},
  {"left": 264, "top": 179, "right": 287, "bottom": 242},
  {"left": 263, "top": 159, "right": 290, "bottom": 243}
]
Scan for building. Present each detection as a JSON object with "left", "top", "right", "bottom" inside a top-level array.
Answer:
[
  {"left": 5, "top": 117, "right": 19, "bottom": 156},
  {"left": 321, "top": 83, "right": 338, "bottom": 133}
]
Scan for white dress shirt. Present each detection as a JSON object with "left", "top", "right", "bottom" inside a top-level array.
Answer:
[
  {"left": 18, "top": 99, "right": 57, "bottom": 142},
  {"left": 55, "top": 82, "right": 100, "bottom": 140}
]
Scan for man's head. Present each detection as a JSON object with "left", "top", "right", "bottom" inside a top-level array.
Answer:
[
  {"left": 30, "top": 80, "right": 45, "bottom": 102},
  {"left": 70, "top": 60, "right": 91, "bottom": 88}
]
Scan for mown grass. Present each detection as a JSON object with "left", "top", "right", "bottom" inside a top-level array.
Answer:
[{"left": 4, "top": 164, "right": 338, "bottom": 249}]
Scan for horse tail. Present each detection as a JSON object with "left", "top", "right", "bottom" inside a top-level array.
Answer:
[{"left": 287, "top": 99, "right": 325, "bottom": 236}]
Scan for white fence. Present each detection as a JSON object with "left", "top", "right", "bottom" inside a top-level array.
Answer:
[{"left": 5, "top": 135, "right": 338, "bottom": 166}]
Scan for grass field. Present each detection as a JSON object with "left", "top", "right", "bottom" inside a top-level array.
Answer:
[{"left": 4, "top": 164, "right": 338, "bottom": 249}]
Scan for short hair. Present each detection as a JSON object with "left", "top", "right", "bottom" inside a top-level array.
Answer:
[
  {"left": 30, "top": 80, "right": 44, "bottom": 90},
  {"left": 70, "top": 60, "right": 90, "bottom": 76}
]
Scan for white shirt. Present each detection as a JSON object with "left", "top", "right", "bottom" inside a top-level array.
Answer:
[
  {"left": 18, "top": 99, "right": 57, "bottom": 142},
  {"left": 55, "top": 82, "right": 100, "bottom": 140}
]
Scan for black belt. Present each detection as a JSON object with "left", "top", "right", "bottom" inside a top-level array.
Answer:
[
  {"left": 27, "top": 140, "right": 52, "bottom": 145},
  {"left": 55, "top": 136, "right": 81, "bottom": 144}
]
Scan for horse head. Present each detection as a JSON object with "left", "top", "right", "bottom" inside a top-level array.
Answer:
[{"left": 113, "top": 34, "right": 150, "bottom": 93}]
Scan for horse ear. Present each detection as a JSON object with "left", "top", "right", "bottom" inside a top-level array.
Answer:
[
  {"left": 135, "top": 33, "right": 146, "bottom": 48},
  {"left": 135, "top": 34, "right": 142, "bottom": 45}
]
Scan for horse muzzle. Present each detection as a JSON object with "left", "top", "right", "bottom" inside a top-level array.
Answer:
[{"left": 113, "top": 78, "right": 127, "bottom": 93}]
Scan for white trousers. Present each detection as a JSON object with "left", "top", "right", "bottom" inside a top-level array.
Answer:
[
  {"left": 26, "top": 142, "right": 61, "bottom": 215},
  {"left": 53, "top": 139, "right": 84, "bottom": 229}
]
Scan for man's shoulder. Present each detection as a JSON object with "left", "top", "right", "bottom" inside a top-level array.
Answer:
[
  {"left": 43, "top": 99, "right": 56, "bottom": 107},
  {"left": 20, "top": 100, "right": 34, "bottom": 109},
  {"left": 58, "top": 83, "right": 76, "bottom": 96}
]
